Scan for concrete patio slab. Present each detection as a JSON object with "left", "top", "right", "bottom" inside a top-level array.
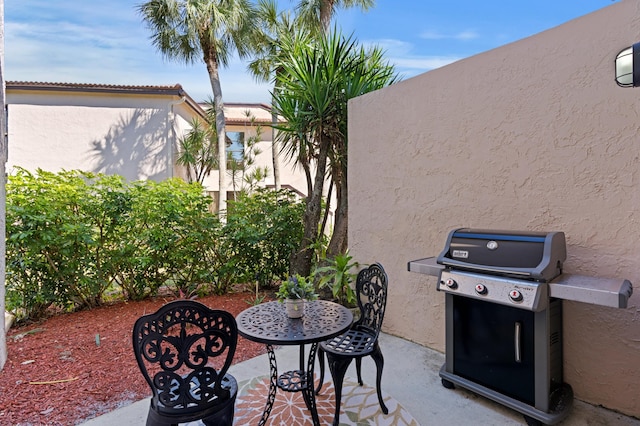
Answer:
[{"left": 81, "top": 332, "right": 640, "bottom": 425}]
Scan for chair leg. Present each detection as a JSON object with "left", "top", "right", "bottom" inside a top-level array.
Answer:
[
  {"left": 355, "top": 356, "right": 363, "bottom": 386},
  {"left": 202, "top": 394, "right": 236, "bottom": 426},
  {"left": 315, "top": 347, "right": 326, "bottom": 394},
  {"left": 327, "top": 354, "right": 352, "bottom": 426},
  {"left": 371, "top": 345, "right": 389, "bottom": 414},
  {"left": 145, "top": 405, "right": 176, "bottom": 426}
]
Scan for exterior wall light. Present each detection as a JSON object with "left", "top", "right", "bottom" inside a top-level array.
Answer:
[{"left": 615, "top": 42, "right": 640, "bottom": 87}]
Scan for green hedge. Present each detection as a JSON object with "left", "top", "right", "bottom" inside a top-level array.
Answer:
[
  {"left": 224, "top": 188, "right": 305, "bottom": 287},
  {"left": 5, "top": 168, "right": 304, "bottom": 321}
]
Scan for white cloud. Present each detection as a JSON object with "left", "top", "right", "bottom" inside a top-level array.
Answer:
[
  {"left": 369, "top": 38, "right": 414, "bottom": 56},
  {"left": 360, "top": 38, "right": 463, "bottom": 76},
  {"left": 391, "top": 56, "right": 461, "bottom": 71},
  {"left": 420, "top": 30, "right": 480, "bottom": 41},
  {"left": 456, "top": 31, "right": 480, "bottom": 41}
]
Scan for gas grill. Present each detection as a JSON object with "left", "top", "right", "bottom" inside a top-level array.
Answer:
[{"left": 408, "top": 228, "right": 633, "bottom": 426}]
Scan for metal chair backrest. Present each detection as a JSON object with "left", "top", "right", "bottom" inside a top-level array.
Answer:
[
  {"left": 353, "top": 263, "right": 388, "bottom": 338},
  {"left": 132, "top": 299, "right": 237, "bottom": 416}
]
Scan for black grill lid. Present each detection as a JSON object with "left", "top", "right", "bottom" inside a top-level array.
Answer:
[{"left": 436, "top": 228, "right": 566, "bottom": 281}]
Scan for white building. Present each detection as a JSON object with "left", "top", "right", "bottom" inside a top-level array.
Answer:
[{"left": 6, "top": 81, "right": 310, "bottom": 206}]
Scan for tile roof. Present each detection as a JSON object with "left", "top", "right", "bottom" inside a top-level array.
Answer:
[
  {"left": 6, "top": 82, "right": 279, "bottom": 124},
  {"left": 223, "top": 103, "right": 279, "bottom": 124},
  {"left": 7, "top": 81, "right": 185, "bottom": 94},
  {"left": 7, "top": 81, "right": 207, "bottom": 119}
]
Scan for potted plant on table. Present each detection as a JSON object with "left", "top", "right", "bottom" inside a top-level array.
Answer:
[{"left": 276, "top": 274, "right": 318, "bottom": 318}]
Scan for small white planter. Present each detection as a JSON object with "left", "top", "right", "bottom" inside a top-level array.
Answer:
[{"left": 284, "top": 299, "right": 304, "bottom": 319}]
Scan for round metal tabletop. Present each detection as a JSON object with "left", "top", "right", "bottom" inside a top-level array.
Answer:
[{"left": 236, "top": 300, "right": 353, "bottom": 346}]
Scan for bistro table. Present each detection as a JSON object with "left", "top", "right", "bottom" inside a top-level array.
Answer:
[{"left": 236, "top": 299, "right": 353, "bottom": 426}]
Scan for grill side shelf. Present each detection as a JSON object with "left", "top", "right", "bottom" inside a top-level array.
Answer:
[
  {"left": 549, "top": 274, "right": 633, "bottom": 309},
  {"left": 407, "top": 257, "right": 443, "bottom": 277}
]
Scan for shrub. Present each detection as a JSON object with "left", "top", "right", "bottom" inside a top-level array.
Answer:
[
  {"left": 5, "top": 169, "right": 305, "bottom": 321},
  {"left": 112, "top": 179, "right": 222, "bottom": 300},
  {"left": 223, "top": 188, "right": 305, "bottom": 288},
  {"left": 5, "top": 169, "right": 224, "bottom": 319}
]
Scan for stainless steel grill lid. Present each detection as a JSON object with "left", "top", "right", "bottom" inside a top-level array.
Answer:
[{"left": 436, "top": 228, "right": 566, "bottom": 281}]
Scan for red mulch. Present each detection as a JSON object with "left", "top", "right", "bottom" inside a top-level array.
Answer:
[{"left": 0, "top": 291, "right": 270, "bottom": 426}]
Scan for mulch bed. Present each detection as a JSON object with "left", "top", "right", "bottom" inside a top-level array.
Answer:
[{"left": 0, "top": 291, "right": 269, "bottom": 426}]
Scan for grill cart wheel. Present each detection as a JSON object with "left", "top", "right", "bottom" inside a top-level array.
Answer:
[
  {"left": 524, "top": 415, "right": 543, "bottom": 426},
  {"left": 441, "top": 378, "right": 455, "bottom": 389}
]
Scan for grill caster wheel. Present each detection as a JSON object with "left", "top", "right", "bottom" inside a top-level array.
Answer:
[
  {"left": 524, "top": 415, "right": 542, "bottom": 426},
  {"left": 441, "top": 378, "right": 455, "bottom": 389}
]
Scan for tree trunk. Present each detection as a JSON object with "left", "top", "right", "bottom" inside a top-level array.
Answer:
[
  {"left": 290, "top": 138, "right": 331, "bottom": 276},
  {"left": 320, "top": 0, "right": 335, "bottom": 33},
  {"left": 327, "top": 159, "right": 348, "bottom": 256},
  {"left": 271, "top": 108, "right": 281, "bottom": 190},
  {"left": 320, "top": 179, "right": 333, "bottom": 237},
  {"left": 205, "top": 55, "right": 227, "bottom": 216}
]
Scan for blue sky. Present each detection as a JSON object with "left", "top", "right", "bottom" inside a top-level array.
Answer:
[{"left": 4, "top": 0, "right": 616, "bottom": 104}]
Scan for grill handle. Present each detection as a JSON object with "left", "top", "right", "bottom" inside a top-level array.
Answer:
[
  {"left": 438, "top": 259, "right": 535, "bottom": 278},
  {"left": 514, "top": 321, "right": 522, "bottom": 363}
]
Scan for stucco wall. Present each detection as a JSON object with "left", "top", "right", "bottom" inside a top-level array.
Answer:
[
  {"left": 348, "top": 0, "right": 640, "bottom": 418},
  {"left": 6, "top": 91, "right": 194, "bottom": 182}
]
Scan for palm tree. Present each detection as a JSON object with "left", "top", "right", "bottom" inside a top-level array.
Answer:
[
  {"left": 137, "top": 0, "right": 257, "bottom": 215},
  {"left": 273, "top": 30, "right": 397, "bottom": 275},
  {"left": 249, "top": 0, "right": 372, "bottom": 191},
  {"left": 295, "top": 0, "right": 375, "bottom": 33},
  {"left": 247, "top": 1, "right": 377, "bottom": 276},
  {"left": 248, "top": 0, "right": 318, "bottom": 191},
  {"left": 176, "top": 97, "right": 220, "bottom": 184},
  {"left": 176, "top": 118, "right": 216, "bottom": 184}
]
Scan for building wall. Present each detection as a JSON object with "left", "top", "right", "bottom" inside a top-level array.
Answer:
[
  {"left": 348, "top": 0, "right": 640, "bottom": 417},
  {"left": 6, "top": 90, "right": 194, "bottom": 182},
  {"left": 223, "top": 104, "right": 309, "bottom": 197},
  {"left": 203, "top": 120, "right": 308, "bottom": 199}
]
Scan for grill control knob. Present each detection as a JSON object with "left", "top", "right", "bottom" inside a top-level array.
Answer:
[
  {"left": 509, "top": 289, "right": 523, "bottom": 302},
  {"left": 444, "top": 278, "right": 458, "bottom": 289},
  {"left": 475, "top": 284, "right": 488, "bottom": 295}
]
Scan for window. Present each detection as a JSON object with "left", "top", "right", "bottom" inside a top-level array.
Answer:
[{"left": 227, "top": 131, "right": 244, "bottom": 166}]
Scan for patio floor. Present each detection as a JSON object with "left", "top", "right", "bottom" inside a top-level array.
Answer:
[{"left": 80, "top": 332, "right": 640, "bottom": 425}]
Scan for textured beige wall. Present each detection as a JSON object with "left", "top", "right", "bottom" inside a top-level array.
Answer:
[{"left": 349, "top": 0, "right": 640, "bottom": 418}]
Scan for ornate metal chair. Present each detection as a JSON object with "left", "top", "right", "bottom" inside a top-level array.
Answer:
[
  {"left": 132, "top": 300, "right": 238, "bottom": 426},
  {"left": 315, "top": 262, "right": 389, "bottom": 426}
]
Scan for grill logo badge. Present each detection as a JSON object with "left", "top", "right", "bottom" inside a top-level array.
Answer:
[
  {"left": 487, "top": 240, "right": 499, "bottom": 250},
  {"left": 452, "top": 250, "right": 469, "bottom": 258}
]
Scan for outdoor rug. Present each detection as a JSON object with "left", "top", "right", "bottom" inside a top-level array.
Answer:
[{"left": 232, "top": 375, "right": 420, "bottom": 425}]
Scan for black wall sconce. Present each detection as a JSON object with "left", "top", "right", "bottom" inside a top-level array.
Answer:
[{"left": 615, "top": 42, "right": 640, "bottom": 87}]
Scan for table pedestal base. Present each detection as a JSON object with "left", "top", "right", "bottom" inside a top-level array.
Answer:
[
  {"left": 257, "top": 343, "right": 321, "bottom": 426},
  {"left": 236, "top": 301, "right": 353, "bottom": 426}
]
